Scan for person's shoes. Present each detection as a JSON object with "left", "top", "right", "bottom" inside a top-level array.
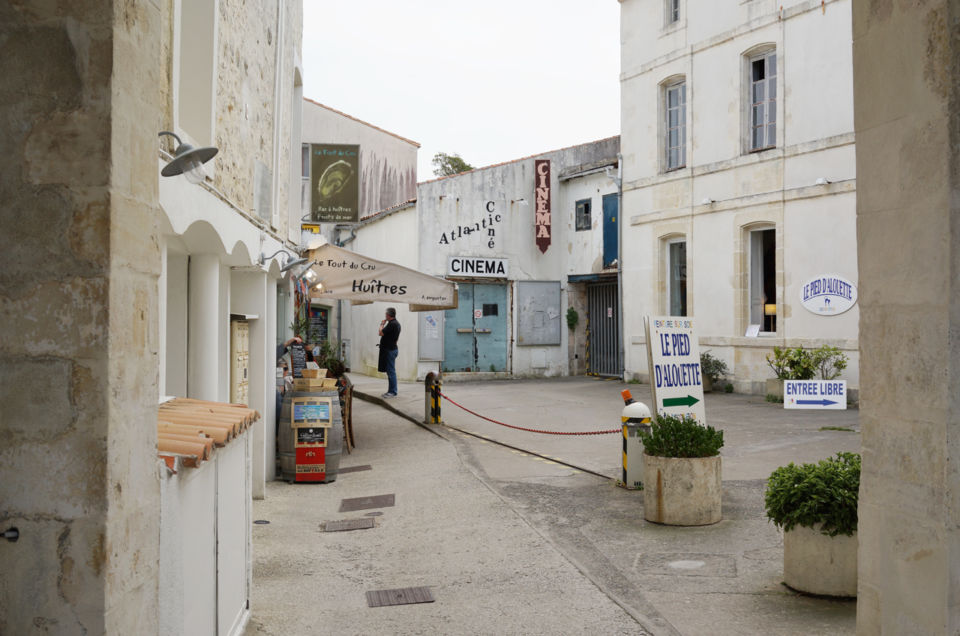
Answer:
[{"left": 381, "top": 392, "right": 397, "bottom": 399}]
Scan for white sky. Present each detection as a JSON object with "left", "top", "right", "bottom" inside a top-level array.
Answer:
[{"left": 301, "top": 1, "right": 621, "bottom": 180}]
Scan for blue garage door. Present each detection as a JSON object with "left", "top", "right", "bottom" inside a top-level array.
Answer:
[{"left": 443, "top": 283, "right": 508, "bottom": 372}]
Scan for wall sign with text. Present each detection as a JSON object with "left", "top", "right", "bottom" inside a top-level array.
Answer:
[
  {"left": 447, "top": 256, "right": 508, "bottom": 278},
  {"left": 534, "top": 159, "right": 551, "bottom": 253},
  {"left": 799, "top": 274, "right": 857, "bottom": 315}
]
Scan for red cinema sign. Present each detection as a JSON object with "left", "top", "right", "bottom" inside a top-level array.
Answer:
[{"left": 535, "top": 159, "right": 551, "bottom": 253}]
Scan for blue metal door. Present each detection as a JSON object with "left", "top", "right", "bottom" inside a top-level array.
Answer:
[
  {"left": 443, "top": 283, "right": 508, "bottom": 372},
  {"left": 603, "top": 193, "right": 618, "bottom": 268}
]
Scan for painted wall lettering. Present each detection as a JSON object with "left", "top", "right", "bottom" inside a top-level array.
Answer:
[
  {"left": 535, "top": 159, "right": 551, "bottom": 253},
  {"left": 438, "top": 203, "right": 502, "bottom": 248}
]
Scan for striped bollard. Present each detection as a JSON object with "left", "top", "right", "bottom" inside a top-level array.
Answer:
[
  {"left": 621, "top": 389, "right": 651, "bottom": 489},
  {"left": 424, "top": 372, "right": 442, "bottom": 424}
]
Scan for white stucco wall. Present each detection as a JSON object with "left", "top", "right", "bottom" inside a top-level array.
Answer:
[{"left": 620, "top": 0, "right": 858, "bottom": 393}]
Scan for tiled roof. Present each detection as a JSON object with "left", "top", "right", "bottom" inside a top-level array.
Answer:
[
  {"left": 358, "top": 198, "right": 417, "bottom": 224},
  {"left": 158, "top": 398, "right": 259, "bottom": 472},
  {"left": 303, "top": 98, "right": 421, "bottom": 148}
]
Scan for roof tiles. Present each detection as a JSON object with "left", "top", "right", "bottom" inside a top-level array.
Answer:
[{"left": 157, "top": 398, "right": 260, "bottom": 471}]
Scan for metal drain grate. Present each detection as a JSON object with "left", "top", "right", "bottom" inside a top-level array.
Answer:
[
  {"left": 366, "top": 586, "right": 435, "bottom": 607},
  {"left": 339, "top": 493, "right": 395, "bottom": 512},
  {"left": 338, "top": 465, "right": 373, "bottom": 474},
  {"left": 324, "top": 518, "right": 376, "bottom": 532}
]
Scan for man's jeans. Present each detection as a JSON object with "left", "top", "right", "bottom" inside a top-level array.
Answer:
[{"left": 385, "top": 348, "right": 398, "bottom": 395}]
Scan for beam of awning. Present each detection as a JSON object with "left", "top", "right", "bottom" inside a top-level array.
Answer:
[{"left": 304, "top": 243, "right": 457, "bottom": 310}]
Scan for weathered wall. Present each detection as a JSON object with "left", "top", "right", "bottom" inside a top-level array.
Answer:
[
  {"left": 620, "top": 0, "right": 859, "bottom": 392},
  {"left": 853, "top": 0, "right": 960, "bottom": 632},
  {"left": 0, "top": 0, "right": 162, "bottom": 633}
]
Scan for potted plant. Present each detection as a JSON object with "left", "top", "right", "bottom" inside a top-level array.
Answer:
[
  {"left": 699, "top": 350, "right": 729, "bottom": 393},
  {"left": 765, "top": 346, "right": 849, "bottom": 399},
  {"left": 639, "top": 413, "right": 724, "bottom": 526},
  {"left": 764, "top": 452, "right": 860, "bottom": 597}
]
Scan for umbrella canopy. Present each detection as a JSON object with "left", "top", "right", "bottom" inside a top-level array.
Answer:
[{"left": 304, "top": 243, "right": 457, "bottom": 311}]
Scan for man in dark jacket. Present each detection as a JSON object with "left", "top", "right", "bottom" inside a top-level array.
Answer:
[{"left": 377, "top": 307, "right": 401, "bottom": 398}]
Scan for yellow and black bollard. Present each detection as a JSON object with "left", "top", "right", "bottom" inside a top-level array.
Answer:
[
  {"left": 424, "top": 372, "right": 442, "bottom": 424},
  {"left": 620, "top": 389, "right": 652, "bottom": 489}
]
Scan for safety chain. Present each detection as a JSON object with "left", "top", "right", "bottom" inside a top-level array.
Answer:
[{"left": 437, "top": 390, "right": 620, "bottom": 436}]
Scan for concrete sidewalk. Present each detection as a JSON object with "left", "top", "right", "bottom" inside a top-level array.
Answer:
[{"left": 248, "top": 374, "right": 859, "bottom": 635}]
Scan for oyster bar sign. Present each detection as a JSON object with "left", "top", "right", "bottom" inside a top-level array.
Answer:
[{"left": 799, "top": 274, "right": 858, "bottom": 315}]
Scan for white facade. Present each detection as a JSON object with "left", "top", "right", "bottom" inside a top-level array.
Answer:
[
  {"left": 619, "top": 0, "right": 859, "bottom": 394},
  {"left": 343, "top": 138, "right": 621, "bottom": 380}
]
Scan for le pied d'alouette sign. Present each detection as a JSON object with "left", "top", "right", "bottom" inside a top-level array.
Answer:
[
  {"left": 643, "top": 316, "right": 707, "bottom": 425},
  {"left": 799, "top": 274, "right": 857, "bottom": 315}
]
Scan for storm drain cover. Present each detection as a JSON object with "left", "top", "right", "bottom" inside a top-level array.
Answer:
[
  {"left": 339, "top": 493, "right": 395, "bottom": 512},
  {"left": 324, "top": 518, "right": 376, "bottom": 532},
  {"left": 338, "top": 464, "right": 373, "bottom": 474},
  {"left": 366, "top": 586, "right": 435, "bottom": 608}
]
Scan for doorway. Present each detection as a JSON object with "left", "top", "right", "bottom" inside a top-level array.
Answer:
[{"left": 443, "top": 283, "right": 508, "bottom": 372}]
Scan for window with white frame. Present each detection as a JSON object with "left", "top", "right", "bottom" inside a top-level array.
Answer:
[
  {"left": 748, "top": 49, "right": 777, "bottom": 152},
  {"left": 749, "top": 227, "right": 777, "bottom": 332},
  {"left": 666, "top": 238, "right": 687, "bottom": 316},
  {"left": 664, "top": 80, "right": 686, "bottom": 171},
  {"left": 575, "top": 199, "right": 591, "bottom": 231},
  {"left": 665, "top": 0, "right": 680, "bottom": 25},
  {"left": 301, "top": 144, "right": 311, "bottom": 218}
]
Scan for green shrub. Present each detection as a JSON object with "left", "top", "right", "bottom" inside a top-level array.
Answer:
[
  {"left": 811, "top": 345, "right": 848, "bottom": 380},
  {"left": 639, "top": 413, "right": 724, "bottom": 458},
  {"left": 766, "top": 345, "right": 850, "bottom": 381},
  {"left": 764, "top": 452, "right": 860, "bottom": 537},
  {"left": 566, "top": 307, "right": 579, "bottom": 331},
  {"left": 724, "top": 383, "right": 734, "bottom": 393},
  {"left": 700, "top": 350, "right": 730, "bottom": 381}
]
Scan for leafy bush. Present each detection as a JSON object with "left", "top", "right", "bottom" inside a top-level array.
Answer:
[
  {"left": 764, "top": 452, "right": 860, "bottom": 537},
  {"left": 700, "top": 350, "right": 730, "bottom": 381},
  {"left": 766, "top": 345, "right": 850, "bottom": 381},
  {"left": 566, "top": 307, "right": 579, "bottom": 331},
  {"left": 724, "top": 383, "right": 734, "bottom": 393},
  {"left": 639, "top": 413, "right": 724, "bottom": 458}
]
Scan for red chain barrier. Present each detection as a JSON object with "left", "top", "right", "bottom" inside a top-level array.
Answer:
[{"left": 437, "top": 390, "right": 620, "bottom": 436}]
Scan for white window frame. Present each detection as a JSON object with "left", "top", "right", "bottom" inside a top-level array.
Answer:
[
  {"left": 663, "top": 79, "right": 687, "bottom": 172},
  {"left": 746, "top": 48, "right": 777, "bottom": 152},
  {"left": 748, "top": 227, "right": 777, "bottom": 334},
  {"left": 575, "top": 198, "right": 591, "bottom": 232},
  {"left": 666, "top": 237, "right": 687, "bottom": 316},
  {"left": 665, "top": 0, "right": 680, "bottom": 25}
]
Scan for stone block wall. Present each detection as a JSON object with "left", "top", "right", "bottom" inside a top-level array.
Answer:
[{"left": 0, "top": 1, "right": 162, "bottom": 633}]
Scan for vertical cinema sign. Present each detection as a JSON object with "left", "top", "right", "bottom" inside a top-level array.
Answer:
[{"left": 535, "top": 159, "right": 551, "bottom": 253}]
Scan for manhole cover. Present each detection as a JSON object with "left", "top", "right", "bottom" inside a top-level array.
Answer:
[
  {"left": 253, "top": 520, "right": 270, "bottom": 525},
  {"left": 324, "top": 518, "right": 376, "bottom": 532},
  {"left": 338, "top": 465, "right": 373, "bottom": 474},
  {"left": 366, "top": 586, "right": 435, "bottom": 607},
  {"left": 339, "top": 493, "right": 395, "bottom": 512}
]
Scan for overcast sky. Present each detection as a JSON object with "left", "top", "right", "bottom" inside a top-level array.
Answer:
[{"left": 302, "top": 1, "right": 621, "bottom": 180}]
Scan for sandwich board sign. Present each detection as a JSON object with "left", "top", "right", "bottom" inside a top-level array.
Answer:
[
  {"left": 644, "top": 316, "right": 706, "bottom": 425},
  {"left": 784, "top": 380, "right": 847, "bottom": 409}
]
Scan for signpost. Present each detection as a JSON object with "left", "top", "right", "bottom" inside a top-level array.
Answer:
[
  {"left": 644, "top": 316, "right": 706, "bottom": 424},
  {"left": 784, "top": 380, "right": 847, "bottom": 409}
]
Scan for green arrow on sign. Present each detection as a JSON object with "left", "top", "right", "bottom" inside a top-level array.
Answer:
[{"left": 662, "top": 395, "right": 700, "bottom": 408}]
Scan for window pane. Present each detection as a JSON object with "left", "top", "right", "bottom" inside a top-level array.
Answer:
[
  {"left": 679, "top": 83, "right": 686, "bottom": 104},
  {"left": 753, "top": 104, "right": 764, "bottom": 126},
  {"left": 767, "top": 122, "right": 776, "bottom": 145},
  {"left": 668, "top": 88, "right": 678, "bottom": 108},
  {"left": 669, "top": 109, "right": 678, "bottom": 127},
  {"left": 669, "top": 241, "right": 687, "bottom": 316},
  {"left": 768, "top": 53, "right": 776, "bottom": 77},
  {"left": 301, "top": 145, "right": 310, "bottom": 178},
  {"left": 768, "top": 78, "right": 777, "bottom": 99},
  {"left": 668, "top": 148, "right": 679, "bottom": 169},
  {"left": 752, "top": 59, "right": 765, "bottom": 82},
  {"left": 752, "top": 127, "right": 762, "bottom": 150},
  {"left": 753, "top": 82, "right": 764, "bottom": 104}
]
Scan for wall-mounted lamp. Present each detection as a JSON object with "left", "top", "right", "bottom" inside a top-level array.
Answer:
[
  {"left": 158, "top": 131, "right": 218, "bottom": 184},
  {"left": 701, "top": 197, "right": 715, "bottom": 205},
  {"left": 259, "top": 249, "right": 307, "bottom": 273},
  {"left": 814, "top": 177, "right": 831, "bottom": 186}
]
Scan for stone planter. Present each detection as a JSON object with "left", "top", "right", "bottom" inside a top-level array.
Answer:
[
  {"left": 783, "top": 525, "right": 858, "bottom": 597},
  {"left": 642, "top": 454, "right": 722, "bottom": 526},
  {"left": 766, "top": 378, "right": 784, "bottom": 398},
  {"left": 703, "top": 376, "right": 714, "bottom": 393}
]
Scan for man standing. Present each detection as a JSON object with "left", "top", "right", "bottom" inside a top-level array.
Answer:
[{"left": 378, "top": 307, "right": 401, "bottom": 398}]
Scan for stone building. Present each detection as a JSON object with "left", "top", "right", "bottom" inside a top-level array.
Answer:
[
  {"left": 339, "top": 138, "right": 620, "bottom": 381},
  {"left": 618, "top": 0, "right": 859, "bottom": 394},
  {"left": 0, "top": 1, "right": 302, "bottom": 633}
]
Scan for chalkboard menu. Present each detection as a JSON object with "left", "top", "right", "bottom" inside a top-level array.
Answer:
[
  {"left": 290, "top": 342, "right": 307, "bottom": 378},
  {"left": 309, "top": 308, "right": 329, "bottom": 344}
]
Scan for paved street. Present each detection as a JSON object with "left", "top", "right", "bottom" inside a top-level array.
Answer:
[{"left": 247, "top": 375, "right": 860, "bottom": 635}]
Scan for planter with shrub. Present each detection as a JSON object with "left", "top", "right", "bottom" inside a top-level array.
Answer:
[
  {"left": 700, "top": 350, "right": 729, "bottom": 393},
  {"left": 639, "top": 414, "right": 724, "bottom": 526},
  {"left": 764, "top": 452, "right": 860, "bottom": 597},
  {"left": 765, "top": 345, "right": 849, "bottom": 399}
]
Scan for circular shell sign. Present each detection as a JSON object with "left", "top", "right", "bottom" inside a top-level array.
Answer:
[{"left": 799, "top": 274, "right": 858, "bottom": 315}]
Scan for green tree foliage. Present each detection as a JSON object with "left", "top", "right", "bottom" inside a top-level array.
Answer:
[
  {"left": 431, "top": 152, "right": 474, "bottom": 177},
  {"left": 764, "top": 452, "right": 860, "bottom": 537}
]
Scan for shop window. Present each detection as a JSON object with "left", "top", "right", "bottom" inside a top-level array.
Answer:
[
  {"left": 749, "top": 228, "right": 777, "bottom": 332},
  {"left": 575, "top": 199, "right": 591, "bottom": 231},
  {"left": 747, "top": 48, "right": 777, "bottom": 152},
  {"left": 667, "top": 239, "right": 687, "bottom": 316},
  {"left": 664, "top": 79, "right": 686, "bottom": 171}
]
